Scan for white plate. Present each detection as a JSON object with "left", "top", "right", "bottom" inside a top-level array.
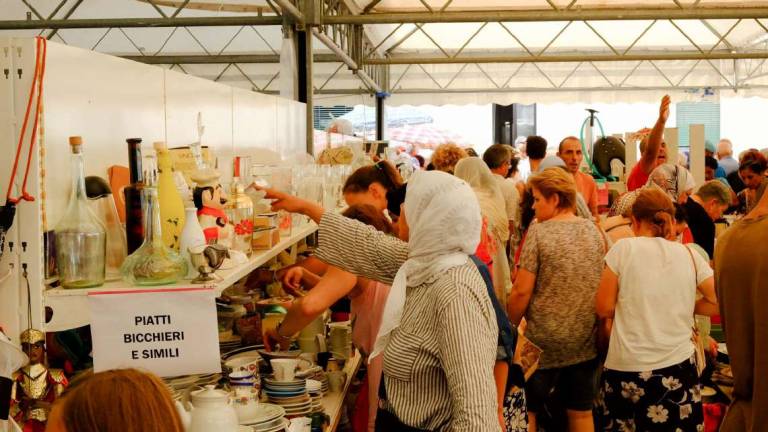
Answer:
[
  {"left": 239, "top": 403, "right": 286, "bottom": 425},
  {"left": 254, "top": 418, "right": 289, "bottom": 432}
]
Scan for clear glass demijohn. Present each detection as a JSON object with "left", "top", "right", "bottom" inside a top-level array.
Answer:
[{"left": 54, "top": 137, "right": 107, "bottom": 289}]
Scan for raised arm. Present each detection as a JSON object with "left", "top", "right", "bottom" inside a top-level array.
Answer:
[
  {"left": 314, "top": 212, "right": 407, "bottom": 285},
  {"left": 638, "top": 95, "right": 671, "bottom": 174},
  {"left": 263, "top": 187, "right": 408, "bottom": 284}
]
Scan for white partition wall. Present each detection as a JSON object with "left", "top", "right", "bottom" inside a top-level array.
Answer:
[{"left": 0, "top": 38, "right": 307, "bottom": 341}]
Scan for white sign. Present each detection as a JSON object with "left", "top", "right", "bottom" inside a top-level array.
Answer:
[{"left": 88, "top": 287, "right": 221, "bottom": 377}]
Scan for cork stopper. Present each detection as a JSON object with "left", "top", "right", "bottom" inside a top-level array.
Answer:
[
  {"left": 153, "top": 141, "right": 168, "bottom": 152},
  {"left": 69, "top": 136, "right": 83, "bottom": 153}
]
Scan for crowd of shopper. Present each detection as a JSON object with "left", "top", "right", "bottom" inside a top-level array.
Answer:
[{"left": 42, "top": 94, "right": 767, "bottom": 432}]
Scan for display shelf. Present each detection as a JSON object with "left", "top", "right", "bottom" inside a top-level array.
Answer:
[
  {"left": 321, "top": 351, "right": 363, "bottom": 432},
  {"left": 43, "top": 222, "right": 317, "bottom": 332}
]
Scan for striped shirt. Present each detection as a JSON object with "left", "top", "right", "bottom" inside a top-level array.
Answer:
[{"left": 315, "top": 212, "right": 501, "bottom": 432}]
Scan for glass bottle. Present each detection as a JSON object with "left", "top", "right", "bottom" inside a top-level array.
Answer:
[
  {"left": 85, "top": 176, "right": 127, "bottom": 281},
  {"left": 154, "top": 141, "right": 186, "bottom": 251},
  {"left": 120, "top": 177, "right": 188, "bottom": 286},
  {"left": 55, "top": 137, "right": 106, "bottom": 289},
  {"left": 225, "top": 157, "right": 253, "bottom": 256},
  {"left": 124, "top": 138, "right": 145, "bottom": 254}
]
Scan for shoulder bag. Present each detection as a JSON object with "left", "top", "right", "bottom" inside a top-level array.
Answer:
[{"left": 684, "top": 245, "right": 707, "bottom": 377}]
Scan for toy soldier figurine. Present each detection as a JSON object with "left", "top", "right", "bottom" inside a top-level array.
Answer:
[{"left": 10, "top": 329, "right": 67, "bottom": 432}]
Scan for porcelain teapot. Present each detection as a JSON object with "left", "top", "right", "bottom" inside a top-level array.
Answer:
[{"left": 177, "top": 385, "right": 239, "bottom": 432}]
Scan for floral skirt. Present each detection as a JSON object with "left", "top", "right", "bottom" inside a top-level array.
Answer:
[
  {"left": 597, "top": 357, "right": 703, "bottom": 431},
  {"left": 503, "top": 388, "right": 528, "bottom": 432}
]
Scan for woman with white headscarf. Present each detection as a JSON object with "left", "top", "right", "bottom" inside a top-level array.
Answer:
[
  {"left": 263, "top": 171, "right": 501, "bottom": 431},
  {"left": 454, "top": 157, "right": 511, "bottom": 309}
]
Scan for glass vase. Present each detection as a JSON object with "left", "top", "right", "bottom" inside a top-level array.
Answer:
[{"left": 120, "top": 186, "right": 188, "bottom": 286}]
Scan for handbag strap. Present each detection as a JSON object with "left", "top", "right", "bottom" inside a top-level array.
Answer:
[
  {"left": 469, "top": 255, "right": 525, "bottom": 393},
  {"left": 684, "top": 245, "right": 698, "bottom": 290}
]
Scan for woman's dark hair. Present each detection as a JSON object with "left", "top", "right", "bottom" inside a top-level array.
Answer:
[
  {"left": 386, "top": 184, "right": 407, "bottom": 217},
  {"left": 631, "top": 188, "right": 675, "bottom": 239},
  {"left": 673, "top": 202, "right": 688, "bottom": 224},
  {"left": 705, "top": 156, "right": 719, "bottom": 171},
  {"left": 508, "top": 157, "right": 520, "bottom": 178},
  {"left": 341, "top": 204, "right": 393, "bottom": 234},
  {"left": 414, "top": 154, "right": 425, "bottom": 168},
  {"left": 520, "top": 186, "right": 536, "bottom": 232},
  {"left": 738, "top": 149, "right": 768, "bottom": 174},
  {"left": 342, "top": 160, "right": 404, "bottom": 195}
]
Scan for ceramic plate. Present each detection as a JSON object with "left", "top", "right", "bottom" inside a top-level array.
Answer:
[
  {"left": 265, "top": 390, "right": 306, "bottom": 397},
  {"left": 267, "top": 393, "right": 309, "bottom": 401},
  {"left": 258, "top": 349, "right": 302, "bottom": 360},
  {"left": 254, "top": 418, "right": 289, "bottom": 432},
  {"left": 249, "top": 415, "right": 284, "bottom": 430},
  {"left": 239, "top": 403, "right": 286, "bottom": 425}
]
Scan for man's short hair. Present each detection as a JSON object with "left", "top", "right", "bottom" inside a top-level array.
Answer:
[
  {"left": 483, "top": 144, "right": 511, "bottom": 170},
  {"left": 705, "top": 156, "right": 719, "bottom": 171},
  {"left": 696, "top": 180, "right": 731, "bottom": 206},
  {"left": 717, "top": 139, "right": 733, "bottom": 156},
  {"left": 526, "top": 136, "right": 548, "bottom": 160},
  {"left": 558, "top": 136, "right": 580, "bottom": 153}
]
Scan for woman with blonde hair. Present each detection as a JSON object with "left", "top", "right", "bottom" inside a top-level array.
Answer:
[
  {"left": 508, "top": 167, "right": 605, "bottom": 432},
  {"left": 596, "top": 188, "right": 718, "bottom": 431},
  {"left": 431, "top": 143, "right": 467, "bottom": 174},
  {"left": 454, "top": 157, "right": 527, "bottom": 432},
  {"left": 46, "top": 368, "right": 184, "bottom": 432},
  {"left": 454, "top": 157, "right": 511, "bottom": 307}
]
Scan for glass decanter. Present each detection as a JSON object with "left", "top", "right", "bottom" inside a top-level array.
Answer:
[
  {"left": 120, "top": 170, "right": 188, "bottom": 286},
  {"left": 55, "top": 136, "right": 107, "bottom": 289}
]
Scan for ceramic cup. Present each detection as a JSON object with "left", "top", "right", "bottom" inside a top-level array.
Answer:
[
  {"left": 271, "top": 358, "right": 299, "bottom": 382},
  {"left": 328, "top": 371, "right": 346, "bottom": 393},
  {"left": 228, "top": 371, "right": 257, "bottom": 397},
  {"left": 225, "top": 355, "right": 261, "bottom": 375},
  {"left": 232, "top": 394, "right": 260, "bottom": 422}
]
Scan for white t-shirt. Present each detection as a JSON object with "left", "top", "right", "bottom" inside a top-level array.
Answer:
[
  {"left": 493, "top": 174, "right": 520, "bottom": 223},
  {"left": 604, "top": 237, "right": 713, "bottom": 372}
]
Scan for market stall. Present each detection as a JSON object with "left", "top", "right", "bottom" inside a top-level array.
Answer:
[{"left": 1, "top": 38, "right": 361, "bottom": 432}]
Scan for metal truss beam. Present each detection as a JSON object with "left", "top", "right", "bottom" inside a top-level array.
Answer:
[
  {"left": 0, "top": 16, "right": 283, "bottom": 30},
  {"left": 121, "top": 54, "right": 339, "bottom": 64},
  {"left": 258, "top": 84, "right": 768, "bottom": 95},
  {"left": 323, "top": 7, "right": 768, "bottom": 24},
  {"left": 365, "top": 51, "right": 768, "bottom": 64},
  {"left": 117, "top": 51, "right": 768, "bottom": 65}
]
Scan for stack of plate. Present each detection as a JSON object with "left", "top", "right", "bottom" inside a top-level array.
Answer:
[
  {"left": 220, "top": 333, "right": 243, "bottom": 354},
  {"left": 300, "top": 370, "right": 329, "bottom": 395},
  {"left": 263, "top": 377, "right": 312, "bottom": 417},
  {"left": 239, "top": 403, "right": 288, "bottom": 432},
  {"left": 306, "top": 379, "right": 323, "bottom": 413},
  {"left": 163, "top": 375, "right": 201, "bottom": 401}
]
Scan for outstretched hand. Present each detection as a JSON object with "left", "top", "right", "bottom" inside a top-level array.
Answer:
[
  {"left": 658, "top": 95, "right": 671, "bottom": 123},
  {"left": 246, "top": 183, "right": 326, "bottom": 223}
]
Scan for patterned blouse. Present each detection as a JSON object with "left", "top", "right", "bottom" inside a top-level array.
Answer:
[{"left": 314, "top": 212, "right": 501, "bottom": 431}]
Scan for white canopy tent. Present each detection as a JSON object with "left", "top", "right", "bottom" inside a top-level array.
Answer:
[{"left": 1, "top": 0, "right": 768, "bottom": 105}]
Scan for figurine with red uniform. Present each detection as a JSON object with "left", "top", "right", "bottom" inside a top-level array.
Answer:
[{"left": 10, "top": 329, "right": 67, "bottom": 432}]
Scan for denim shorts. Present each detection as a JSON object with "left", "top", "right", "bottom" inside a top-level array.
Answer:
[{"left": 525, "top": 357, "right": 600, "bottom": 412}]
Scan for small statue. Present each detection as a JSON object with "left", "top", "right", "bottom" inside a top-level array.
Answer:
[
  {"left": 190, "top": 169, "right": 234, "bottom": 248},
  {"left": 10, "top": 329, "right": 68, "bottom": 432}
]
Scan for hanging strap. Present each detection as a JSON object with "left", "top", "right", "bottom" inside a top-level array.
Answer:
[
  {"left": 469, "top": 255, "right": 525, "bottom": 394},
  {"left": 6, "top": 37, "right": 47, "bottom": 204}
]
